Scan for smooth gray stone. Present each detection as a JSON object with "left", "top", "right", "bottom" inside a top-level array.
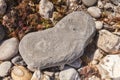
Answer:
[
  {"left": 19, "top": 11, "right": 96, "bottom": 70},
  {"left": 0, "top": 25, "right": 5, "bottom": 42}
]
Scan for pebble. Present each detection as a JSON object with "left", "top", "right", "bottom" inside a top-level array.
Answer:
[
  {"left": 93, "top": 49, "right": 104, "bottom": 61},
  {"left": 82, "top": 0, "right": 98, "bottom": 7},
  {"left": 39, "top": 0, "right": 54, "bottom": 19},
  {"left": 87, "top": 6, "right": 101, "bottom": 18},
  {"left": 11, "top": 56, "right": 26, "bottom": 66},
  {"left": 97, "top": 0, "right": 104, "bottom": 9},
  {"left": 68, "top": 58, "right": 82, "bottom": 69},
  {"left": 31, "top": 70, "right": 41, "bottom": 80},
  {"left": 0, "top": 38, "right": 19, "bottom": 60},
  {"left": 11, "top": 66, "right": 32, "bottom": 80},
  {"left": 44, "top": 71, "right": 54, "bottom": 77},
  {"left": 97, "top": 30, "right": 120, "bottom": 54},
  {"left": 0, "top": 61, "right": 12, "bottom": 77},
  {"left": 42, "top": 75, "right": 51, "bottom": 80},
  {"left": 104, "top": 3, "right": 114, "bottom": 10},
  {"left": 0, "top": 25, "right": 5, "bottom": 42},
  {"left": 0, "top": 0, "right": 7, "bottom": 15},
  {"left": 98, "top": 55, "right": 120, "bottom": 79},
  {"left": 95, "top": 21, "right": 103, "bottom": 30},
  {"left": 110, "top": 0, "right": 120, "bottom": 5},
  {"left": 19, "top": 11, "right": 96, "bottom": 70},
  {"left": 59, "top": 68, "right": 80, "bottom": 80}
]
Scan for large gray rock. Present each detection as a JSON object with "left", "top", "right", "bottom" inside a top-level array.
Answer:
[{"left": 19, "top": 11, "right": 96, "bottom": 69}]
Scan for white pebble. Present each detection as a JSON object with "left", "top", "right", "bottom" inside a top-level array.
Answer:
[
  {"left": 87, "top": 6, "right": 101, "bottom": 18},
  {"left": 95, "top": 21, "right": 103, "bottom": 30},
  {"left": 0, "top": 61, "right": 12, "bottom": 77}
]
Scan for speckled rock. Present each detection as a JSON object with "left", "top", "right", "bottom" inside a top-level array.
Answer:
[
  {"left": 110, "top": 0, "right": 120, "bottom": 5},
  {"left": 0, "top": 0, "right": 7, "bottom": 15},
  {"left": 59, "top": 68, "right": 80, "bottom": 80},
  {"left": 97, "top": 30, "right": 120, "bottom": 54},
  {"left": 11, "top": 66, "right": 32, "bottom": 80},
  {"left": 98, "top": 55, "right": 120, "bottom": 79},
  {"left": 0, "top": 38, "right": 19, "bottom": 60},
  {"left": 0, "top": 25, "right": 5, "bottom": 42},
  {"left": 19, "top": 11, "right": 96, "bottom": 70},
  {"left": 0, "top": 61, "right": 12, "bottom": 77},
  {"left": 87, "top": 6, "right": 101, "bottom": 18},
  {"left": 39, "top": 0, "right": 54, "bottom": 19},
  {"left": 82, "top": 0, "right": 98, "bottom": 7}
]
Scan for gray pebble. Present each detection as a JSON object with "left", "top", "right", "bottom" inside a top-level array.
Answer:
[
  {"left": 82, "top": 0, "right": 98, "bottom": 7},
  {"left": 59, "top": 68, "right": 80, "bottom": 80},
  {"left": 87, "top": 6, "right": 101, "bottom": 18},
  {"left": 0, "top": 38, "right": 19, "bottom": 60}
]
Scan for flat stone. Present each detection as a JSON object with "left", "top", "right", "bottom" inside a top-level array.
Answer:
[
  {"left": 0, "top": 61, "right": 12, "bottom": 77},
  {"left": 19, "top": 11, "right": 96, "bottom": 70},
  {"left": 0, "top": 38, "right": 19, "bottom": 60},
  {"left": 0, "top": 25, "right": 5, "bottom": 42},
  {"left": 59, "top": 68, "right": 80, "bottom": 80},
  {"left": 82, "top": 0, "right": 98, "bottom": 7},
  {"left": 98, "top": 55, "right": 120, "bottom": 79},
  {"left": 97, "top": 30, "right": 120, "bottom": 54}
]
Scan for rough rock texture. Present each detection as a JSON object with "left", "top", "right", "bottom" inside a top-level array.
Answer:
[
  {"left": 0, "top": 38, "right": 19, "bottom": 60},
  {"left": 39, "top": 0, "right": 54, "bottom": 19},
  {"left": 0, "top": 0, "right": 7, "bottom": 15},
  {"left": 97, "top": 30, "right": 120, "bottom": 54},
  {"left": 0, "top": 25, "right": 5, "bottom": 42},
  {"left": 59, "top": 68, "right": 80, "bottom": 80},
  {"left": 110, "top": 0, "right": 120, "bottom": 5},
  {"left": 19, "top": 11, "right": 96, "bottom": 69},
  {"left": 82, "top": 0, "right": 98, "bottom": 7},
  {"left": 0, "top": 61, "right": 12, "bottom": 77},
  {"left": 98, "top": 55, "right": 120, "bottom": 79}
]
